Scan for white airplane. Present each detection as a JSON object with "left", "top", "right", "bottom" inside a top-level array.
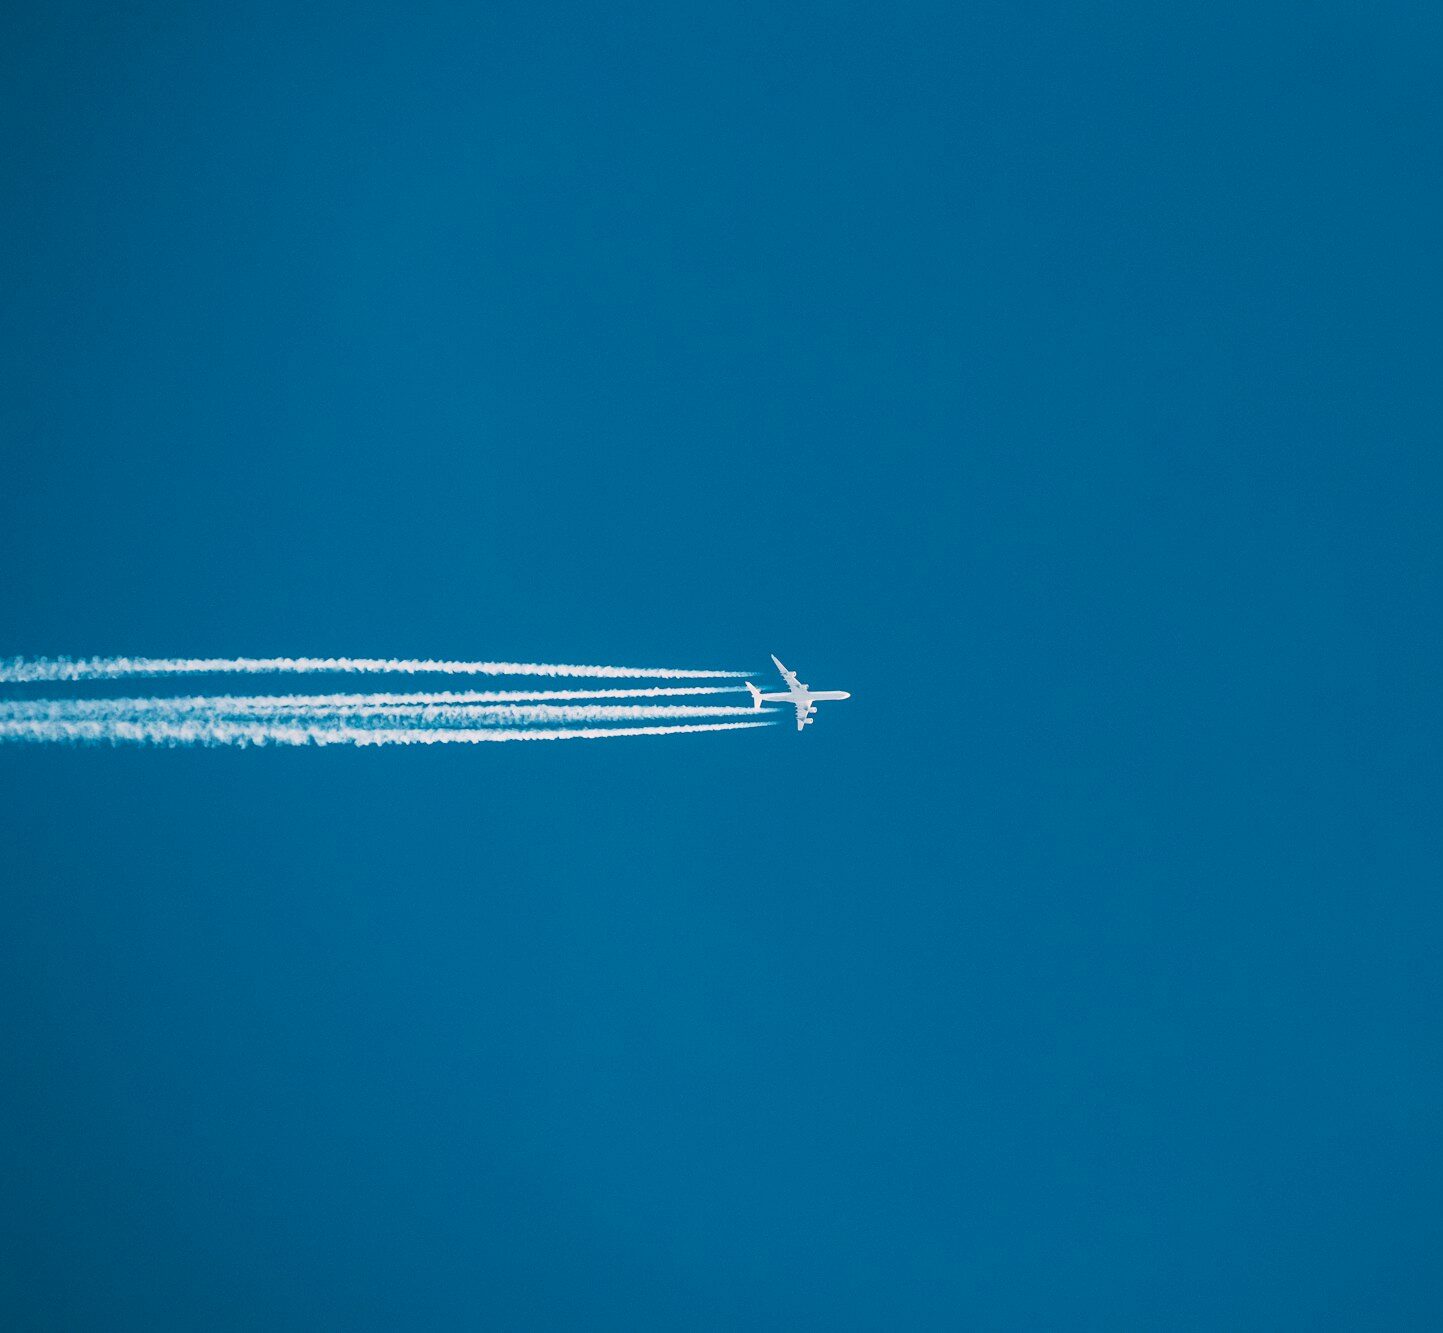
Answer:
[{"left": 746, "top": 655, "right": 851, "bottom": 731}]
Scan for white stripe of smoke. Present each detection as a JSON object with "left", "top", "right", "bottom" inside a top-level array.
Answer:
[
  {"left": 340, "top": 704, "right": 767, "bottom": 724},
  {"left": 0, "top": 686, "right": 744, "bottom": 713},
  {"left": 0, "top": 699, "right": 766, "bottom": 725},
  {"left": 0, "top": 718, "right": 775, "bottom": 747},
  {"left": 0, "top": 656, "right": 748, "bottom": 683},
  {"left": 257, "top": 685, "right": 747, "bottom": 703}
]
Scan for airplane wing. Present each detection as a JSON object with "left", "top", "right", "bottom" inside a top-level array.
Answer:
[
  {"left": 771, "top": 654, "right": 804, "bottom": 691},
  {"left": 793, "top": 700, "right": 814, "bottom": 731}
]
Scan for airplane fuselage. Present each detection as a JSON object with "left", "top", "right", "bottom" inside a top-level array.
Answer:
[{"left": 748, "top": 658, "right": 851, "bottom": 729}]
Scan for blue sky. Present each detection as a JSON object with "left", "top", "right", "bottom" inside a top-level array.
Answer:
[{"left": 2, "top": 3, "right": 1440, "bottom": 1327}]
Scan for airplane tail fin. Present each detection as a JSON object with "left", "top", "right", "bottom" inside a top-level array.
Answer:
[{"left": 745, "top": 682, "right": 763, "bottom": 711}]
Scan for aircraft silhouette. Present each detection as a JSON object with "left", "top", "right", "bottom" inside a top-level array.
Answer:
[{"left": 746, "top": 655, "right": 851, "bottom": 731}]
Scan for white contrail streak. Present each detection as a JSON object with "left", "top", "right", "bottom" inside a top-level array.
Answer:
[
  {"left": 0, "top": 699, "right": 767, "bottom": 724},
  {"left": 0, "top": 657, "right": 748, "bottom": 683},
  {"left": 0, "top": 685, "right": 745, "bottom": 712},
  {"left": 0, "top": 718, "right": 774, "bottom": 747},
  {"left": 338, "top": 704, "right": 768, "bottom": 724},
  {"left": 252, "top": 685, "right": 747, "bottom": 703}
]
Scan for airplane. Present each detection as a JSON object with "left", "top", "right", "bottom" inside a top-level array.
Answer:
[{"left": 745, "top": 654, "right": 851, "bottom": 731}]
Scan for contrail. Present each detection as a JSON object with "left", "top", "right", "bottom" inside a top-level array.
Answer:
[
  {"left": 0, "top": 699, "right": 766, "bottom": 724},
  {"left": 0, "top": 717, "right": 774, "bottom": 747},
  {"left": 0, "top": 685, "right": 745, "bottom": 711},
  {"left": 253, "top": 685, "right": 747, "bottom": 703},
  {"left": 0, "top": 659, "right": 775, "bottom": 747},
  {"left": 339, "top": 703, "right": 768, "bottom": 724},
  {"left": 0, "top": 657, "right": 749, "bottom": 683}
]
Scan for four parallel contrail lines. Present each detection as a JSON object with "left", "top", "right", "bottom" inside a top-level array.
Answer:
[{"left": 0, "top": 656, "right": 776, "bottom": 747}]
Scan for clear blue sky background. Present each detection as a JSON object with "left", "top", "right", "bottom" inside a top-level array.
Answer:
[{"left": 2, "top": 3, "right": 1440, "bottom": 1327}]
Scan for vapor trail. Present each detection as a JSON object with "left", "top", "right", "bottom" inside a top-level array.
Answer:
[
  {"left": 0, "top": 718, "right": 774, "bottom": 747},
  {"left": 261, "top": 685, "right": 747, "bottom": 703},
  {"left": 0, "top": 685, "right": 745, "bottom": 712},
  {"left": 0, "top": 699, "right": 766, "bottom": 724},
  {"left": 0, "top": 657, "right": 748, "bottom": 683},
  {"left": 339, "top": 704, "right": 767, "bottom": 724}
]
